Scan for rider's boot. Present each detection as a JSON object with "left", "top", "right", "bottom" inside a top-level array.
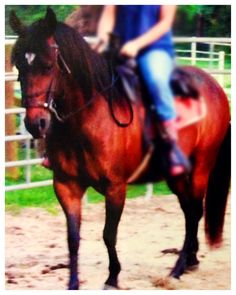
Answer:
[{"left": 158, "top": 119, "right": 191, "bottom": 177}]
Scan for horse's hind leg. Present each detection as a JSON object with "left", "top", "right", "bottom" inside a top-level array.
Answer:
[
  {"left": 54, "top": 179, "right": 86, "bottom": 290},
  {"left": 171, "top": 191, "right": 203, "bottom": 278},
  {"left": 167, "top": 172, "right": 206, "bottom": 278},
  {"left": 103, "top": 184, "right": 126, "bottom": 289}
]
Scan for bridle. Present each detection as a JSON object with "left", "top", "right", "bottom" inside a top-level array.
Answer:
[{"left": 21, "top": 43, "right": 70, "bottom": 122}]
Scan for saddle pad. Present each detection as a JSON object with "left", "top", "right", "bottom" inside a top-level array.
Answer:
[{"left": 175, "top": 96, "right": 207, "bottom": 129}]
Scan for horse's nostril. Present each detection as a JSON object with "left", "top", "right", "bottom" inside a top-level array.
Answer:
[{"left": 39, "top": 118, "right": 46, "bottom": 130}]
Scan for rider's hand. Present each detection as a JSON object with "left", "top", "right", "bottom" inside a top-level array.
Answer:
[
  {"left": 92, "top": 36, "right": 109, "bottom": 53},
  {"left": 120, "top": 40, "right": 140, "bottom": 58}
]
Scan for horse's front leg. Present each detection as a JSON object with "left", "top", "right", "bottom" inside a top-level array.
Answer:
[
  {"left": 103, "top": 184, "right": 126, "bottom": 289},
  {"left": 54, "top": 178, "right": 86, "bottom": 290}
]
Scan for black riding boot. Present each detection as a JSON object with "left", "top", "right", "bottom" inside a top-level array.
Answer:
[{"left": 158, "top": 119, "right": 191, "bottom": 177}]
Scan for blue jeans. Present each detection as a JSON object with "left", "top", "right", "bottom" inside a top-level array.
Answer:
[{"left": 137, "top": 50, "right": 176, "bottom": 121}]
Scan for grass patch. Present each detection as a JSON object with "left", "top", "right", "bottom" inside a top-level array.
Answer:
[
  {"left": 177, "top": 57, "right": 231, "bottom": 70},
  {"left": 5, "top": 181, "right": 171, "bottom": 213},
  {"left": 5, "top": 185, "right": 57, "bottom": 207}
]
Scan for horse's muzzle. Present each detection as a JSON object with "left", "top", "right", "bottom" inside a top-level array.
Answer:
[{"left": 24, "top": 114, "right": 50, "bottom": 139}]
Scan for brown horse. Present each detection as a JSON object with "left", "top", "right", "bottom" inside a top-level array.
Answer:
[{"left": 10, "top": 8, "right": 231, "bottom": 290}]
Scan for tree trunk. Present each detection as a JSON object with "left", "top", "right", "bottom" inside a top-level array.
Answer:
[{"left": 196, "top": 13, "right": 204, "bottom": 37}]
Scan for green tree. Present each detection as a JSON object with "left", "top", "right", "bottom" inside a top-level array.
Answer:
[{"left": 175, "top": 5, "right": 231, "bottom": 37}]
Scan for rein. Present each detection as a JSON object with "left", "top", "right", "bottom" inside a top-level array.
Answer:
[
  {"left": 53, "top": 72, "right": 120, "bottom": 122},
  {"left": 22, "top": 42, "right": 134, "bottom": 127}
]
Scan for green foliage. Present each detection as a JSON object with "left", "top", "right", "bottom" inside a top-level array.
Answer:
[
  {"left": 5, "top": 5, "right": 231, "bottom": 37},
  {"left": 174, "top": 5, "right": 231, "bottom": 37},
  {"left": 179, "top": 5, "right": 214, "bottom": 19},
  {"left": 5, "top": 5, "right": 78, "bottom": 35}
]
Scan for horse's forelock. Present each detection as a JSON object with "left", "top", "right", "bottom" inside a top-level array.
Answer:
[{"left": 12, "top": 19, "right": 55, "bottom": 69}]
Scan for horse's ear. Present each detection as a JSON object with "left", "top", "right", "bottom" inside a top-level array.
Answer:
[
  {"left": 43, "top": 7, "right": 57, "bottom": 36},
  {"left": 9, "top": 10, "right": 27, "bottom": 36}
]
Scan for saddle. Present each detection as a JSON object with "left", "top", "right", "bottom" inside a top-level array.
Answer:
[{"left": 115, "top": 61, "right": 206, "bottom": 130}]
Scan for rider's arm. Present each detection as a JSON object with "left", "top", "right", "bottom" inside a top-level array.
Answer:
[
  {"left": 96, "top": 5, "right": 116, "bottom": 51},
  {"left": 120, "top": 5, "right": 177, "bottom": 57}
]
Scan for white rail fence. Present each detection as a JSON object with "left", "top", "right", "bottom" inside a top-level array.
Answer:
[{"left": 5, "top": 37, "right": 231, "bottom": 193}]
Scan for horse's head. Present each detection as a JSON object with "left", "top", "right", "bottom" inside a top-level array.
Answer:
[{"left": 10, "top": 8, "right": 61, "bottom": 138}]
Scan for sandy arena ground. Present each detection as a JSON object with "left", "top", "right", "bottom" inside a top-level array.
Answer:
[{"left": 5, "top": 195, "right": 231, "bottom": 290}]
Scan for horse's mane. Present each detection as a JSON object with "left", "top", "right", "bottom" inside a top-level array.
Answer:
[{"left": 54, "top": 22, "right": 113, "bottom": 100}]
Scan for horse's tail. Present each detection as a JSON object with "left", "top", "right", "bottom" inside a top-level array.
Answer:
[{"left": 205, "top": 124, "right": 231, "bottom": 246}]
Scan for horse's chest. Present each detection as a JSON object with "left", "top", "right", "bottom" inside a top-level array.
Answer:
[{"left": 54, "top": 150, "right": 80, "bottom": 178}]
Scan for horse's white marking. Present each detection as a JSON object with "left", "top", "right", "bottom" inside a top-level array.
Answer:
[{"left": 25, "top": 52, "right": 36, "bottom": 65}]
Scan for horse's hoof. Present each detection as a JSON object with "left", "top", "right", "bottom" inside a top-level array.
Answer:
[
  {"left": 169, "top": 266, "right": 184, "bottom": 279},
  {"left": 68, "top": 286, "right": 78, "bottom": 290},
  {"left": 186, "top": 255, "right": 199, "bottom": 270},
  {"left": 68, "top": 281, "right": 79, "bottom": 290},
  {"left": 103, "top": 284, "right": 119, "bottom": 290},
  {"left": 169, "top": 271, "right": 180, "bottom": 280},
  {"left": 186, "top": 263, "right": 199, "bottom": 272}
]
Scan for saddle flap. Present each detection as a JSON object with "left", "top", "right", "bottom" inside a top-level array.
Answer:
[
  {"left": 175, "top": 96, "right": 207, "bottom": 129},
  {"left": 170, "top": 67, "right": 199, "bottom": 99},
  {"left": 115, "top": 62, "right": 139, "bottom": 103}
]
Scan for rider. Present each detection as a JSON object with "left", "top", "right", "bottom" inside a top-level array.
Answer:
[{"left": 96, "top": 5, "right": 190, "bottom": 177}]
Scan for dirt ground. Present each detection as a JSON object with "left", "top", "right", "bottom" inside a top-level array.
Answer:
[{"left": 5, "top": 195, "right": 231, "bottom": 290}]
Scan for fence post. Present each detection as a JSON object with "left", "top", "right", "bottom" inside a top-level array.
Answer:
[
  {"left": 218, "top": 51, "right": 225, "bottom": 87},
  {"left": 209, "top": 43, "right": 214, "bottom": 69},
  {"left": 145, "top": 183, "right": 153, "bottom": 199},
  {"left": 191, "top": 41, "right": 197, "bottom": 65},
  {"left": 25, "top": 139, "right": 31, "bottom": 183},
  {"left": 5, "top": 44, "right": 19, "bottom": 180}
]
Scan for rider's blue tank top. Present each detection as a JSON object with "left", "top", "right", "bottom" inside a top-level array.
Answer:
[{"left": 114, "top": 5, "right": 175, "bottom": 57}]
